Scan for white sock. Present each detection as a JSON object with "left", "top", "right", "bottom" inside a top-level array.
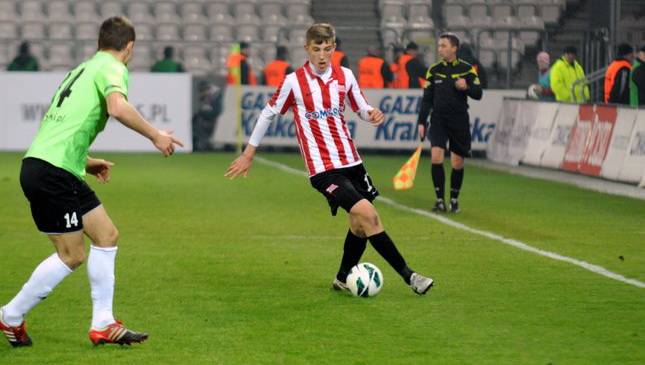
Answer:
[
  {"left": 1, "top": 253, "right": 73, "bottom": 326},
  {"left": 88, "top": 245, "right": 117, "bottom": 329}
]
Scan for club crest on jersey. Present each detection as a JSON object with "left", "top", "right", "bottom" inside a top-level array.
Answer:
[
  {"left": 326, "top": 184, "right": 339, "bottom": 195},
  {"left": 305, "top": 107, "right": 341, "bottom": 120}
]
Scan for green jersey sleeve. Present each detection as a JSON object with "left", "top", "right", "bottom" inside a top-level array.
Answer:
[{"left": 95, "top": 61, "right": 129, "bottom": 99}]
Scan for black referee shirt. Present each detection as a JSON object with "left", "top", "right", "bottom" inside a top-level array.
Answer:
[{"left": 417, "top": 58, "right": 483, "bottom": 125}]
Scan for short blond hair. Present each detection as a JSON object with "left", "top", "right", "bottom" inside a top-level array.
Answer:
[{"left": 305, "top": 23, "right": 336, "bottom": 45}]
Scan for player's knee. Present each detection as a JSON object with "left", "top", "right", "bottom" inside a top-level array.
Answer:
[
  {"left": 451, "top": 155, "right": 465, "bottom": 169},
  {"left": 350, "top": 200, "right": 381, "bottom": 232},
  {"left": 350, "top": 224, "right": 366, "bottom": 238},
  {"left": 358, "top": 209, "right": 380, "bottom": 232},
  {"left": 431, "top": 151, "right": 445, "bottom": 164},
  {"left": 110, "top": 226, "right": 119, "bottom": 244},
  {"left": 71, "top": 251, "right": 86, "bottom": 268},
  {"left": 59, "top": 250, "right": 85, "bottom": 270},
  {"left": 348, "top": 214, "right": 365, "bottom": 238},
  {"left": 94, "top": 226, "right": 119, "bottom": 247}
]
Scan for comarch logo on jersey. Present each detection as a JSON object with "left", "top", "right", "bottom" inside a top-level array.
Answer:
[{"left": 305, "top": 107, "right": 342, "bottom": 120}]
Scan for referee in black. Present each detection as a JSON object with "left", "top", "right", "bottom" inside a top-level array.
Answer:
[{"left": 417, "top": 33, "right": 483, "bottom": 213}]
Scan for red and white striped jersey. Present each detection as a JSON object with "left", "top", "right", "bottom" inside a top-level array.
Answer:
[{"left": 254, "top": 61, "right": 373, "bottom": 177}]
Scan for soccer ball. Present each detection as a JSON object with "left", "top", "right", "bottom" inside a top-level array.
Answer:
[{"left": 346, "top": 262, "right": 383, "bottom": 297}]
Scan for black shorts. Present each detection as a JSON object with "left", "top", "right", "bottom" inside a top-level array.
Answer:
[
  {"left": 429, "top": 113, "right": 472, "bottom": 158},
  {"left": 20, "top": 157, "right": 101, "bottom": 234},
  {"left": 310, "top": 163, "right": 379, "bottom": 216}
]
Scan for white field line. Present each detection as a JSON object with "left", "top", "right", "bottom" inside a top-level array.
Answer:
[
  {"left": 251, "top": 235, "right": 342, "bottom": 240},
  {"left": 255, "top": 156, "right": 645, "bottom": 289}
]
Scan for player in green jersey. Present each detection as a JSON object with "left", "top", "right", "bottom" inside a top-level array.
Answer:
[{"left": 0, "top": 16, "right": 183, "bottom": 347}]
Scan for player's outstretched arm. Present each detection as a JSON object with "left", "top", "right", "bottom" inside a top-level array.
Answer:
[
  {"left": 86, "top": 157, "right": 114, "bottom": 183},
  {"left": 106, "top": 93, "right": 183, "bottom": 157},
  {"left": 225, "top": 145, "right": 256, "bottom": 179}
]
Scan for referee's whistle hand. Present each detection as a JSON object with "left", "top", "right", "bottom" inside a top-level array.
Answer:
[
  {"left": 418, "top": 124, "right": 425, "bottom": 142},
  {"left": 455, "top": 78, "right": 468, "bottom": 91},
  {"left": 368, "top": 109, "right": 385, "bottom": 126}
]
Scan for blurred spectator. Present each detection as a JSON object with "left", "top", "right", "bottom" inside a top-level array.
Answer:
[
  {"left": 357, "top": 47, "right": 393, "bottom": 89},
  {"left": 263, "top": 46, "right": 293, "bottom": 87},
  {"left": 550, "top": 46, "right": 589, "bottom": 103},
  {"left": 192, "top": 80, "right": 223, "bottom": 151},
  {"left": 7, "top": 42, "right": 39, "bottom": 71},
  {"left": 151, "top": 46, "right": 185, "bottom": 73},
  {"left": 227, "top": 41, "right": 258, "bottom": 85},
  {"left": 531, "top": 51, "right": 554, "bottom": 100},
  {"left": 395, "top": 42, "right": 415, "bottom": 88},
  {"left": 405, "top": 42, "right": 427, "bottom": 89},
  {"left": 388, "top": 45, "right": 404, "bottom": 88},
  {"left": 604, "top": 43, "right": 634, "bottom": 105},
  {"left": 630, "top": 44, "right": 645, "bottom": 107},
  {"left": 331, "top": 37, "right": 349, "bottom": 68},
  {"left": 395, "top": 42, "right": 425, "bottom": 88},
  {"left": 458, "top": 43, "right": 488, "bottom": 89}
]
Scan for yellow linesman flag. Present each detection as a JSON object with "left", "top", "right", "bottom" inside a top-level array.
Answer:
[{"left": 393, "top": 145, "right": 423, "bottom": 190}]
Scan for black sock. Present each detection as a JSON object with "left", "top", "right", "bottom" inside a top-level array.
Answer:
[
  {"left": 450, "top": 168, "right": 464, "bottom": 200},
  {"left": 336, "top": 229, "right": 367, "bottom": 282},
  {"left": 431, "top": 163, "right": 445, "bottom": 201},
  {"left": 368, "top": 231, "right": 414, "bottom": 284}
]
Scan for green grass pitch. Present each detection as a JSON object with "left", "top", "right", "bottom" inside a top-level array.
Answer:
[{"left": 0, "top": 151, "right": 643, "bottom": 364}]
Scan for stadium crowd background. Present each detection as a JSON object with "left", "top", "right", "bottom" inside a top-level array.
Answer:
[{"left": 2, "top": 0, "right": 644, "bottom": 96}]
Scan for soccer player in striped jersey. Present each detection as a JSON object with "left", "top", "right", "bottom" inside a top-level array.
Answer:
[{"left": 226, "top": 23, "right": 434, "bottom": 295}]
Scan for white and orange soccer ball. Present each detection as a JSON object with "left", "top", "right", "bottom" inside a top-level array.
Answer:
[{"left": 346, "top": 262, "right": 383, "bottom": 297}]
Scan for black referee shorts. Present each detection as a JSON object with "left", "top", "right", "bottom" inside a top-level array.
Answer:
[
  {"left": 310, "top": 163, "right": 379, "bottom": 216},
  {"left": 429, "top": 112, "right": 472, "bottom": 158},
  {"left": 20, "top": 157, "right": 101, "bottom": 234}
]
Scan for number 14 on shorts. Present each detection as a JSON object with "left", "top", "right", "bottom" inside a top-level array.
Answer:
[{"left": 64, "top": 212, "right": 78, "bottom": 228}]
